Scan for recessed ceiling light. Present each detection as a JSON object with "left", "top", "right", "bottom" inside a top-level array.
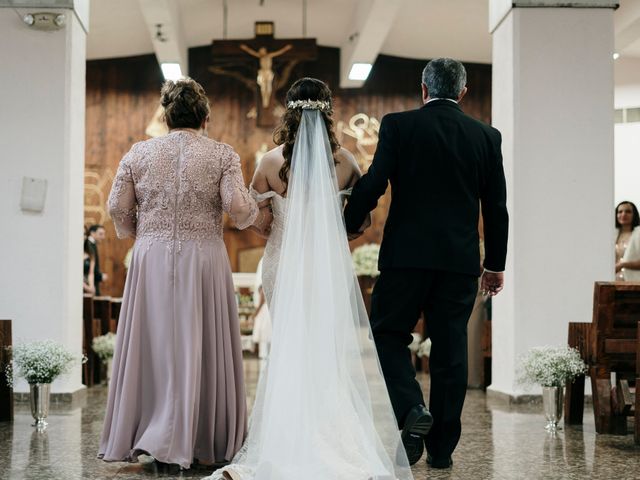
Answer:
[
  {"left": 348, "top": 63, "right": 372, "bottom": 81},
  {"left": 161, "top": 63, "right": 183, "bottom": 81}
]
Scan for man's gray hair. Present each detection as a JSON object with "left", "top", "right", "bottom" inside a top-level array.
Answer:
[{"left": 422, "top": 58, "right": 467, "bottom": 100}]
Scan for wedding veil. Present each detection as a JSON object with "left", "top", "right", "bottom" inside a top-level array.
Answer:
[{"left": 210, "top": 109, "right": 413, "bottom": 480}]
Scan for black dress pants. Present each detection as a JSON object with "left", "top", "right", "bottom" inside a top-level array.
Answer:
[{"left": 370, "top": 268, "right": 478, "bottom": 459}]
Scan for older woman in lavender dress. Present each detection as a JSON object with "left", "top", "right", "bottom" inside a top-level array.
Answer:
[{"left": 99, "top": 78, "right": 258, "bottom": 469}]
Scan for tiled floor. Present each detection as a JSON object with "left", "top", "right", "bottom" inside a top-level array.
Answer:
[{"left": 1, "top": 359, "right": 639, "bottom": 479}]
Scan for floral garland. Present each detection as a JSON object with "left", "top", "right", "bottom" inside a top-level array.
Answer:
[{"left": 286, "top": 99, "right": 331, "bottom": 112}]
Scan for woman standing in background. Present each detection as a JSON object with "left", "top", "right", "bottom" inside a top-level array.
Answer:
[{"left": 615, "top": 201, "right": 640, "bottom": 280}]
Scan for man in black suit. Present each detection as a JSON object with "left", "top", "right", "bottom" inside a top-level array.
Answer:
[
  {"left": 344, "top": 58, "right": 508, "bottom": 469},
  {"left": 85, "top": 224, "right": 108, "bottom": 296}
]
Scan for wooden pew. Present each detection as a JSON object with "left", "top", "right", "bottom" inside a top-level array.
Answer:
[
  {"left": 636, "top": 322, "right": 640, "bottom": 444},
  {"left": 82, "top": 294, "right": 100, "bottom": 387},
  {"left": 0, "top": 320, "right": 13, "bottom": 421},
  {"left": 93, "top": 296, "right": 112, "bottom": 335},
  {"left": 565, "top": 282, "right": 640, "bottom": 434},
  {"left": 110, "top": 298, "right": 122, "bottom": 333}
]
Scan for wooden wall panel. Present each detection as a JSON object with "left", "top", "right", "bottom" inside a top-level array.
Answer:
[{"left": 86, "top": 46, "right": 491, "bottom": 296}]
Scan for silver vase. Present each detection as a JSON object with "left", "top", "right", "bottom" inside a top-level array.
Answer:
[
  {"left": 542, "top": 386, "right": 563, "bottom": 432},
  {"left": 29, "top": 383, "right": 51, "bottom": 430}
]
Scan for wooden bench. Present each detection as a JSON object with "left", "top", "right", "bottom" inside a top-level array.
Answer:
[
  {"left": 0, "top": 320, "right": 13, "bottom": 421},
  {"left": 565, "top": 282, "right": 640, "bottom": 437},
  {"left": 82, "top": 294, "right": 101, "bottom": 387}
]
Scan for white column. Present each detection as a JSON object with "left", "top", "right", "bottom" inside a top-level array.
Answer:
[
  {"left": 0, "top": 1, "right": 89, "bottom": 395},
  {"left": 489, "top": 1, "right": 617, "bottom": 397}
]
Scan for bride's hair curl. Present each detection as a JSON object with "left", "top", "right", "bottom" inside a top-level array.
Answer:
[{"left": 273, "top": 77, "right": 341, "bottom": 191}]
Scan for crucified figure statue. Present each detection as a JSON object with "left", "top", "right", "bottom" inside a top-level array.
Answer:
[{"left": 239, "top": 43, "right": 293, "bottom": 108}]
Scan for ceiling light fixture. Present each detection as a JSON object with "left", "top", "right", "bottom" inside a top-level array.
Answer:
[
  {"left": 613, "top": 52, "right": 620, "bottom": 60},
  {"left": 161, "top": 63, "right": 183, "bottom": 81},
  {"left": 348, "top": 63, "right": 372, "bottom": 81}
]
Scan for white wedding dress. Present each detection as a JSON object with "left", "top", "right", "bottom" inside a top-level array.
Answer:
[{"left": 206, "top": 110, "right": 412, "bottom": 480}]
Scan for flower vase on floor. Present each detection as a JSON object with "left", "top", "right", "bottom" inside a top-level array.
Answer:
[
  {"left": 92, "top": 333, "right": 116, "bottom": 384},
  {"left": 30, "top": 383, "right": 51, "bottom": 430},
  {"left": 518, "top": 346, "right": 586, "bottom": 431},
  {"left": 5, "top": 340, "right": 85, "bottom": 430},
  {"left": 542, "top": 386, "right": 563, "bottom": 432}
]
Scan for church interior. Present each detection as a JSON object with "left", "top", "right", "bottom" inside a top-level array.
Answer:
[{"left": 2, "top": 0, "right": 640, "bottom": 478}]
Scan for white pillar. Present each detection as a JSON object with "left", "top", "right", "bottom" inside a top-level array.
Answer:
[
  {"left": 0, "top": 1, "right": 89, "bottom": 395},
  {"left": 489, "top": 1, "right": 617, "bottom": 398}
]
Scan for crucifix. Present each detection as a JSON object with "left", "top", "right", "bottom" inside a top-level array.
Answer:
[{"left": 210, "top": 22, "right": 317, "bottom": 127}]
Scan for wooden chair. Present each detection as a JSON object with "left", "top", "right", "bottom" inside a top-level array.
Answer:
[
  {"left": 0, "top": 319, "right": 13, "bottom": 421},
  {"left": 565, "top": 282, "right": 640, "bottom": 435}
]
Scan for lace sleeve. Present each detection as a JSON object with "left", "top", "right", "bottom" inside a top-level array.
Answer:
[
  {"left": 221, "top": 149, "right": 258, "bottom": 230},
  {"left": 108, "top": 149, "right": 137, "bottom": 239}
]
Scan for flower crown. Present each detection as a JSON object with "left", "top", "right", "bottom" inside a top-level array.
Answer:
[{"left": 286, "top": 99, "right": 331, "bottom": 112}]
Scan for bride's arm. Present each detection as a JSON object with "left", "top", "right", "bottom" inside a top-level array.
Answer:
[
  {"left": 340, "top": 148, "right": 371, "bottom": 240},
  {"left": 247, "top": 156, "right": 275, "bottom": 238}
]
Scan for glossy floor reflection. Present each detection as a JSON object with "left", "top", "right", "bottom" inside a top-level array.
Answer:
[{"left": 1, "top": 358, "right": 639, "bottom": 479}]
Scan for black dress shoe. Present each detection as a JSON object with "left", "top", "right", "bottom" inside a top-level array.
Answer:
[
  {"left": 427, "top": 454, "right": 453, "bottom": 469},
  {"left": 401, "top": 405, "right": 433, "bottom": 465}
]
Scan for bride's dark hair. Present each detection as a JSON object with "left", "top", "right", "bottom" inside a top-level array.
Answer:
[{"left": 273, "top": 77, "right": 341, "bottom": 191}]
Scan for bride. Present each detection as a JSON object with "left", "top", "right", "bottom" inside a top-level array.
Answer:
[{"left": 207, "top": 78, "right": 413, "bottom": 480}]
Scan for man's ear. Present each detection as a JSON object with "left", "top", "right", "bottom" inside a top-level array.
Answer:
[
  {"left": 457, "top": 86, "right": 468, "bottom": 102},
  {"left": 421, "top": 84, "right": 429, "bottom": 104}
]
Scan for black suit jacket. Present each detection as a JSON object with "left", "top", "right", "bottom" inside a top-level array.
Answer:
[
  {"left": 85, "top": 239, "right": 103, "bottom": 294},
  {"left": 344, "top": 100, "right": 508, "bottom": 277}
]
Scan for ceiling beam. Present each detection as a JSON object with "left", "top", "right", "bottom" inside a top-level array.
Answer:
[
  {"left": 340, "top": 0, "right": 404, "bottom": 88},
  {"left": 616, "top": 1, "right": 640, "bottom": 55},
  {"left": 137, "top": 0, "right": 188, "bottom": 77}
]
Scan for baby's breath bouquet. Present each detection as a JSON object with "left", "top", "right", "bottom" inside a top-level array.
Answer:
[
  {"left": 417, "top": 338, "right": 432, "bottom": 358},
  {"left": 518, "top": 346, "right": 587, "bottom": 388},
  {"left": 352, "top": 243, "right": 381, "bottom": 277},
  {"left": 6, "top": 340, "right": 84, "bottom": 387},
  {"left": 92, "top": 333, "right": 116, "bottom": 361}
]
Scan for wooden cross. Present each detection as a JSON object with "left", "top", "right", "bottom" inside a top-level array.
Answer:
[{"left": 211, "top": 22, "right": 317, "bottom": 127}]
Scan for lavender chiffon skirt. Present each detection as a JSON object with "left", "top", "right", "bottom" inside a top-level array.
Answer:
[{"left": 98, "top": 237, "right": 247, "bottom": 469}]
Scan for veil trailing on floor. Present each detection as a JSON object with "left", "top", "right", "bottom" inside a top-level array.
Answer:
[{"left": 209, "top": 109, "right": 413, "bottom": 480}]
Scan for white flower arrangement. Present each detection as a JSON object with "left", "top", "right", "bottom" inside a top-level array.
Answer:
[
  {"left": 5, "top": 340, "right": 85, "bottom": 387},
  {"left": 417, "top": 338, "right": 432, "bottom": 358},
  {"left": 408, "top": 333, "right": 432, "bottom": 358},
  {"left": 408, "top": 333, "right": 422, "bottom": 353},
  {"left": 92, "top": 333, "right": 116, "bottom": 361},
  {"left": 352, "top": 243, "right": 381, "bottom": 277},
  {"left": 518, "top": 345, "right": 587, "bottom": 389}
]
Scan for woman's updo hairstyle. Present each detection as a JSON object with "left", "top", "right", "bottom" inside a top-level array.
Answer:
[
  {"left": 160, "top": 77, "right": 210, "bottom": 129},
  {"left": 273, "top": 77, "right": 340, "bottom": 191}
]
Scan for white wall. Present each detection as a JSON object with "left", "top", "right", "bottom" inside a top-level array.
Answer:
[
  {"left": 614, "top": 56, "right": 640, "bottom": 209},
  {"left": 0, "top": 9, "right": 86, "bottom": 394},
  {"left": 491, "top": 7, "right": 615, "bottom": 397}
]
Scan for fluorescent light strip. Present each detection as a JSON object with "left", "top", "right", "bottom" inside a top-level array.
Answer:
[
  {"left": 161, "top": 63, "right": 183, "bottom": 81},
  {"left": 348, "top": 63, "right": 373, "bottom": 81}
]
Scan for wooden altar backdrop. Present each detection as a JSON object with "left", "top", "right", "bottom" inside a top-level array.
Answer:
[{"left": 85, "top": 47, "right": 492, "bottom": 297}]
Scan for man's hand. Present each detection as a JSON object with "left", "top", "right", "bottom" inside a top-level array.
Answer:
[{"left": 480, "top": 270, "right": 504, "bottom": 297}]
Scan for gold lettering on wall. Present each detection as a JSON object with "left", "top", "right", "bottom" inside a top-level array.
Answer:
[
  {"left": 337, "top": 113, "right": 380, "bottom": 170},
  {"left": 84, "top": 169, "right": 114, "bottom": 226}
]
